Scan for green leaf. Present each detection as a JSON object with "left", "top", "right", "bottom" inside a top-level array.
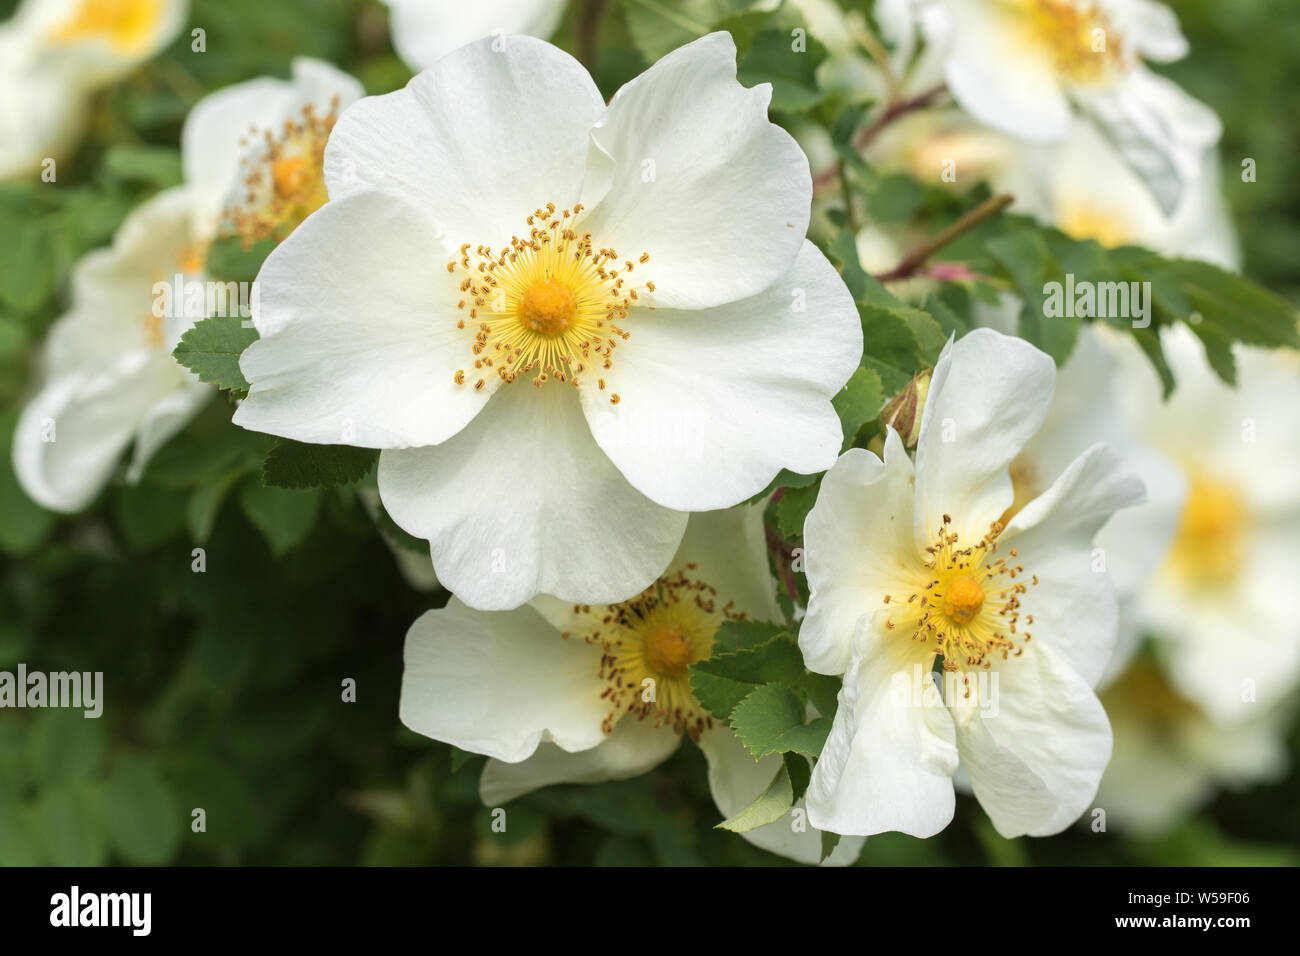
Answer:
[
  {"left": 773, "top": 481, "right": 819, "bottom": 540},
  {"left": 832, "top": 365, "right": 885, "bottom": 451},
  {"left": 689, "top": 636, "right": 805, "bottom": 721},
  {"left": 827, "top": 228, "right": 869, "bottom": 302},
  {"left": 28, "top": 709, "right": 105, "bottom": 784},
  {"left": 737, "top": 26, "right": 827, "bottom": 112},
  {"left": 0, "top": 412, "right": 55, "bottom": 555},
  {"left": 819, "top": 830, "right": 841, "bottom": 863},
  {"left": 186, "top": 466, "right": 249, "bottom": 542},
  {"left": 103, "top": 145, "right": 183, "bottom": 186},
  {"left": 715, "top": 763, "right": 793, "bottom": 833},
  {"left": 96, "top": 756, "right": 181, "bottom": 865},
  {"left": 859, "top": 304, "right": 924, "bottom": 394},
  {"left": 710, "top": 619, "right": 788, "bottom": 653},
  {"left": 36, "top": 784, "right": 107, "bottom": 866},
  {"left": 987, "top": 229, "right": 1080, "bottom": 363},
  {"left": 205, "top": 234, "right": 276, "bottom": 283},
  {"left": 784, "top": 752, "right": 811, "bottom": 803},
  {"left": 262, "top": 439, "right": 378, "bottom": 490},
  {"left": 238, "top": 480, "right": 323, "bottom": 556},
  {"left": 173, "top": 314, "right": 259, "bottom": 392},
  {"left": 729, "top": 682, "right": 805, "bottom": 757}
]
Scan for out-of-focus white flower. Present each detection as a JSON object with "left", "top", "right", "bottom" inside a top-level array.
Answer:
[
  {"left": 233, "top": 35, "right": 861, "bottom": 611},
  {"left": 12, "top": 186, "right": 212, "bottom": 511},
  {"left": 1114, "top": 326, "right": 1300, "bottom": 722},
  {"left": 380, "top": 0, "right": 567, "bottom": 73},
  {"left": 914, "top": 0, "right": 1220, "bottom": 214},
  {"left": 400, "top": 506, "right": 864, "bottom": 866},
  {"left": 800, "top": 328, "right": 1145, "bottom": 838},
  {"left": 11, "top": 58, "right": 363, "bottom": 511},
  {"left": 0, "top": 0, "right": 188, "bottom": 178},
  {"left": 1095, "top": 659, "right": 1293, "bottom": 835}
]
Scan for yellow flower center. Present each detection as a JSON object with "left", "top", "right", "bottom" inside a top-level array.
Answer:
[
  {"left": 518, "top": 278, "right": 578, "bottom": 336},
  {"left": 1016, "top": 0, "right": 1126, "bottom": 85},
  {"left": 883, "top": 515, "right": 1039, "bottom": 673},
  {"left": 48, "top": 0, "right": 161, "bottom": 53},
  {"left": 563, "top": 565, "right": 742, "bottom": 739},
  {"left": 448, "top": 202, "right": 652, "bottom": 400},
  {"left": 1057, "top": 199, "right": 1133, "bottom": 248},
  {"left": 224, "top": 99, "right": 340, "bottom": 247},
  {"left": 1168, "top": 474, "right": 1247, "bottom": 586}
]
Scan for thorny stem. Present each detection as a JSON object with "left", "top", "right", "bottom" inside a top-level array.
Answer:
[{"left": 873, "top": 193, "right": 1014, "bottom": 283}]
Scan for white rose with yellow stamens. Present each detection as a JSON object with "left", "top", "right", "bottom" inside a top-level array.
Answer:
[
  {"left": 232, "top": 34, "right": 863, "bottom": 611},
  {"left": 914, "top": 0, "right": 1221, "bottom": 214},
  {"left": 799, "top": 328, "right": 1145, "bottom": 838},
  {"left": 400, "top": 505, "right": 865, "bottom": 866}
]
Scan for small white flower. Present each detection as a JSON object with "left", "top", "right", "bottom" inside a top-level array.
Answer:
[
  {"left": 400, "top": 506, "right": 863, "bottom": 866},
  {"left": 916, "top": 0, "right": 1221, "bottom": 214},
  {"left": 12, "top": 186, "right": 212, "bottom": 512},
  {"left": 1115, "top": 326, "right": 1300, "bottom": 721},
  {"left": 0, "top": 0, "right": 187, "bottom": 179},
  {"left": 380, "top": 0, "right": 567, "bottom": 73},
  {"left": 1096, "top": 659, "right": 1293, "bottom": 835},
  {"left": 800, "top": 328, "right": 1145, "bottom": 838},
  {"left": 11, "top": 58, "right": 363, "bottom": 512},
  {"left": 233, "top": 34, "right": 861, "bottom": 610}
]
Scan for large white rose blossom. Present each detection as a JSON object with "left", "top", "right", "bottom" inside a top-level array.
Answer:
[
  {"left": 232, "top": 34, "right": 862, "bottom": 611},
  {"left": 798, "top": 328, "right": 1145, "bottom": 838},
  {"left": 11, "top": 58, "right": 362, "bottom": 512},
  {"left": 400, "top": 505, "right": 864, "bottom": 866}
]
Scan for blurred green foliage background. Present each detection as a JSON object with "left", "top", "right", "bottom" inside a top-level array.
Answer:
[{"left": 0, "top": 0, "right": 1297, "bottom": 865}]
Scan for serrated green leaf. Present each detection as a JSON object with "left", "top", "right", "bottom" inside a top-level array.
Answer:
[
  {"left": 730, "top": 682, "right": 805, "bottom": 757},
  {"left": 173, "top": 315, "right": 258, "bottom": 391},
  {"left": 819, "top": 829, "right": 841, "bottom": 863},
  {"left": 262, "top": 438, "right": 378, "bottom": 490},
  {"left": 689, "top": 636, "right": 805, "bottom": 721},
  {"left": 711, "top": 619, "right": 788, "bottom": 653},
  {"left": 784, "top": 752, "right": 811, "bottom": 803},
  {"left": 737, "top": 26, "right": 827, "bottom": 112},
  {"left": 773, "top": 481, "right": 819, "bottom": 539}
]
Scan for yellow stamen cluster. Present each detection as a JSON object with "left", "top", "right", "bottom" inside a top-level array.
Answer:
[
  {"left": 448, "top": 203, "right": 652, "bottom": 399},
  {"left": 1019, "top": 0, "right": 1126, "bottom": 85},
  {"left": 48, "top": 0, "right": 160, "bottom": 53},
  {"left": 224, "top": 98, "right": 342, "bottom": 247},
  {"left": 883, "top": 515, "right": 1038, "bottom": 674},
  {"left": 562, "top": 565, "right": 743, "bottom": 740},
  {"left": 1169, "top": 473, "right": 1247, "bottom": 586}
]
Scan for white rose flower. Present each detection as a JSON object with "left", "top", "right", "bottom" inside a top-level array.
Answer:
[
  {"left": 400, "top": 505, "right": 864, "bottom": 866},
  {"left": 915, "top": 0, "right": 1221, "bottom": 214},
  {"left": 1115, "top": 326, "right": 1300, "bottom": 722},
  {"left": 380, "top": 0, "right": 567, "bottom": 73},
  {"left": 233, "top": 34, "right": 862, "bottom": 610},
  {"left": 12, "top": 186, "right": 212, "bottom": 512},
  {"left": 1095, "top": 659, "right": 1293, "bottom": 835},
  {"left": 0, "top": 0, "right": 187, "bottom": 179},
  {"left": 11, "top": 58, "right": 363, "bottom": 512},
  {"left": 799, "top": 328, "right": 1145, "bottom": 838}
]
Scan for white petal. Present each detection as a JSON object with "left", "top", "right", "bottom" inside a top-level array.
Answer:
[
  {"left": 698, "top": 724, "right": 864, "bottom": 866},
  {"left": 234, "top": 189, "right": 492, "bottom": 448},
  {"left": 324, "top": 35, "right": 603, "bottom": 251},
  {"left": 1002, "top": 442, "right": 1145, "bottom": 687},
  {"left": 378, "top": 381, "right": 688, "bottom": 610},
  {"left": 582, "top": 242, "right": 860, "bottom": 511},
  {"left": 940, "top": 0, "right": 1070, "bottom": 143},
  {"left": 479, "top": 714, "right": 680, "bottom": 806},
  {"left": 806, "top": 614, "right": 959, "bottom": 837},
  {"left": 956, "top": 645, "right": 1111, "bottom": 838},
  {"left": 380, "top": 0, "right": 568, "bottom": 72},
  {"left": 801, "top": 432, "right": 918, "bottom": 676},
  {"left": 914, "top": 327, "right": 1055, "bottom": 550},
  {"left": 126, "top": 379, "right": 212, "bottom": 483},
  {"left": 578, "top": 33, "right": 812, "bottom": 310},
  {"left": 12, "top": 351, "right": 181, "bottom": 513},
  {"left": 1075, "top": 67, "right": 1222, "bottom": 216},
  {"left": 399, "top": 599, "right": 609, "bottom": 762}
]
